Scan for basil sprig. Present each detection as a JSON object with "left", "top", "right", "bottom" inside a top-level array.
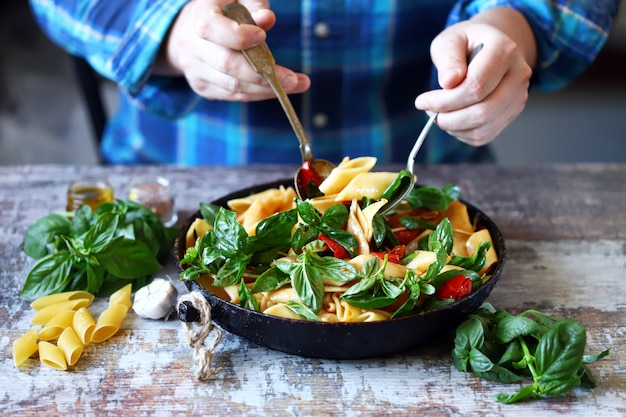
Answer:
[
  {"left": 179, "top": 205, "right": 298, "bottom": 285},
  {"left": 21, "top": 200, "right": 178, "bottom": 300},
  {"left": 453, "top": 303, "right": 609, "bottom": 403}
]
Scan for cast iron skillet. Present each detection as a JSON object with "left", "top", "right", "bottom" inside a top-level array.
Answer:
[{"left": 175, "top": 179, "right": 506, "bottom": 359}]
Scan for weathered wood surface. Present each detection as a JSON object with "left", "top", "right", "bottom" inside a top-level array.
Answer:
[{"left": 1, "top": 164, "right": 624, "bottom": 417}]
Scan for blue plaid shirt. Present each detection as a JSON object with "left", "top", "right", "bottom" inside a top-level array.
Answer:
[{"left": 30, "top": 0, "right": 618, "bottom": 165}]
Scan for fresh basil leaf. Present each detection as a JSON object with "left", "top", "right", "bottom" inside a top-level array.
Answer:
[
  {"left": 320, "top": 204, "right": 349, "bottom": 229},
  {"left": 469, "top": 347, "right": 495, "bottom": 373},
  {"left": 199, "top": 203, "right": 221, "bottom": 226},
  {"left": 399, "top": 216, "right": 435, "bottom": 231},
  {"left": 495, "top": 315, "right": 543, "bottom": 343},
  {"left": 291, "top": 258, "right": 325, "bottom": 312},
  {"left": 494, "top": 384, "right": 537, "bottom": 404},
  {"left": 381, "top": 169, "right": 413, "bottom": 200},
  {"left": 96, "top": 237, "right": 162, "bottom": 278},
  {"left": 296, "top": 200, "right": 321, "bottom": 226},
  {"left": 86, "top": 262, "right": 105, "bottom": 294},
  {"left": 442, "top": 184, "right": 461, "bottom": 201},
  {"left": 70, "top": 204, "right": 95, "bottom": 237},
  {"left": 309, "top": 255, "right": 357, "bottom": 282},
  {"left": 251, "top": 267, "right": 290, "bottom": 293},
  {"left": 450, "top": 241, "right": 491, "bottom": 272},
  {"left": 21, "top": 252, "right": 74, "bottom": 300},
  {"left": 23, "top": 213, "right": 71, "bottom": 259},
  {"left": 213, "top": 252, "right": 252, "bottom": 287},
  {"left": 214, "top": 208, "right": 248, "bottom": 253},
  {"left": 322, "top": 228, "right": 358, "bottom": 258},
  {"left": 428, "top": 218, "right": 453, "bottom": 254},
  {"left": 285, "top": 301, "right": 322, "bottom": 322},
  {"left": 535, "top": 319, "right": 586, "bottom": 383},
  {"left": 238, "top": 278, "right": 259, "bottom": 311},
  {"left": 406, "top": 186, "right": 454, "bottom": 211},
  {"left": 83, "top": 212, "right": 120, "bottom": 253}
]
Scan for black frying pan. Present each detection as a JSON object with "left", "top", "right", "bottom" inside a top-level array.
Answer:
[{"left": 175, "top": 179, "right": 506, "bottom": 359}]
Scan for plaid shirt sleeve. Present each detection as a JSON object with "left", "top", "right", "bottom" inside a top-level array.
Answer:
[
  {"left": 449, "top": 0, "right": 619, "bottom": 92},
  {"left": 29, "top": 0, "right": 197, "bottom": 118}
]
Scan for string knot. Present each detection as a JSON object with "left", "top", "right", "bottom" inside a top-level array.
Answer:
[{"left": 177, "top": 292, "right": 222, "bottom": 380}]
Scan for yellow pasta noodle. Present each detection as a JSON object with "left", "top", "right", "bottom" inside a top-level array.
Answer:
[
  {"left": 12, "top": 329, "right": 38, "bottom": 367},
  {"left": 109, "top": 283, "right": 132, "bottom": 308},
  {"left": 30, "top": 298, "right": 90, "bottom": 326},
  {"left": 335, "top": 171, "right": 398, "bottom": 202},
  {"left": 30, "top": 290, "right": 94, "bottom": 311},
  {"left": 37, "top": 310, "right": 76, "bottom": 341},
  {"left": 57, "top": 327, "right": 83, "bottom": 366},
  {"left": 73, "top": 306, "right": 96, "bottom": 345},
  {"left": 318, "top": 156, "right": 377, "bottom": 195},
  {"left": 38, "top": 341, "right": 67, "bottom": 371},
  {"left": 91, "top": 304, "right": 129, "bottom": 343}
]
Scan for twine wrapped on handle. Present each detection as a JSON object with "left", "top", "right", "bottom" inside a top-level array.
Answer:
[{"left": 177, "top": 292, "right": 223, "bottom": 380}]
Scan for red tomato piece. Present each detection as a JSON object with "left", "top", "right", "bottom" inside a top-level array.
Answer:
[
  {"left": 435, "top": 275, "right": 473, "bottom": 301},
  {"left": 372, "top": 245, "right": 405, "bottom": 264},
  {"left": 300, "top": 161, "right": 323, "bottom": 186},
  {"left": 393, "top": 229, "right": 421, "bottom": 245},
  {"left": 318, "top": 234, "right": 350, "bottom": 259}
]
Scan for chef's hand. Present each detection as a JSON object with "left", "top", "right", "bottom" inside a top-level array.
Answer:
[
  {"left": 154, "top": 0, "right": 310, "bottom": 101},
  {"left": 415, "top": 7, "right": 536, "bottom": 146}
]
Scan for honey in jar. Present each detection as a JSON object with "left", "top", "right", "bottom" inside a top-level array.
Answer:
[{"left": 66, "top": 178, "right": 114, "bottom": 211}]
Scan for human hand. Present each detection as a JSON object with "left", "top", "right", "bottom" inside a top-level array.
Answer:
[
  {"left": 415, "top": 8, "right": 536, "bottom": 146},
  {"left": 156, "top": 0, "right": 310, "bottom": 101}
]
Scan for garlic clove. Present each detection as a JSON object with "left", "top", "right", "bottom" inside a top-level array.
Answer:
[{"left": 132, "top": 278, "right": 178, "bottom": 320}]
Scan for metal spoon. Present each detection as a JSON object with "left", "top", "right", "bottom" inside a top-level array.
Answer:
[
  {"left": 222, "top": 3, "right": 335, "bottom": 199},
  {"left": 379, "top": 43, "right": 484, "bottom": 215}
]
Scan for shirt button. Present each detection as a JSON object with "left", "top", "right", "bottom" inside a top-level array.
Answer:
[
  {"left": 313, "top": 22, "right": 331, "bottom": 38},
  {"left": 312, "top": 113, "right": 328, "bottom": 128}
]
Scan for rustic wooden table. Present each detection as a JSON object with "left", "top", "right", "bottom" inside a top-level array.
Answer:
[{"left": 1, "top": 164, "right": 624, "bottom": 416}]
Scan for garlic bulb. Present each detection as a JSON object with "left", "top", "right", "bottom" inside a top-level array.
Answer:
[{"left": 132, "top": 278, "right": 178, "bottom": 320}]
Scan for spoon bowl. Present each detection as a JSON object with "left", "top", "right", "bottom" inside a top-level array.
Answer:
[{"left": 222, "top": 3, "right": 335, "bottom": 199}]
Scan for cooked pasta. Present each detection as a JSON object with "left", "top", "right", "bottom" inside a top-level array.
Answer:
[
  {"left": 73, "top": 307, "right": 96, "bottom": 345},
  {"left": 318, "top": 156, "right": 376, "bottom": 195},
  {"left": 182, "top": 157, "right": 499, "bottom": 323},
  {"left": 38, "top": 341, "right": 67, "bottom": 370},
  {"left": 12, "top": 329, "right": 38, "bottom": 367},
  {"left": 57, "top": 327, "right": 83, "bottom": 366},
  {"left": 91, "top": 304, "right": 129, "bottom": 343}
]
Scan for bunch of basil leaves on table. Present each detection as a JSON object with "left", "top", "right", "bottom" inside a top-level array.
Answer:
[
  {"left": 453, "top": 302, "right": 609, "bottom": 403},
  {"left": 21, "top": 200, "right": 178, "bottom": 300}
]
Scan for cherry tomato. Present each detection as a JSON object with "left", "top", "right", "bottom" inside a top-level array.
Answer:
[
  {"left": 435, "top": 274, "right": 473, "bottom": 301},
  {"left": 300, "top": 161, "right": 323, "bottom": 186},
  {"left": 393, "top": 229, "right": 421, "bottom": 245},
  {"left": 318, "top": 234, "right": 350, "bottom": 259},
  {"left": 372, "top": 245, "right": 405, "bottom": 264}
]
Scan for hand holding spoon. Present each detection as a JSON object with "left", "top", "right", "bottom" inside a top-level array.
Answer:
[{"left": 222, "top": 3, "right": 335, "bottom": 199}]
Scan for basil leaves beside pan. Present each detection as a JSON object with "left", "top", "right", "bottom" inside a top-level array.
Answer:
[
  {"left": 21, "top": 200, "right": 178, "bottom": 300},
  {"left": 453, "top": 303, "right": 609, "bottom": 403}
]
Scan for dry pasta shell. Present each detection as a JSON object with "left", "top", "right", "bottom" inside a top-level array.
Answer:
[
  {"left": 37, "top": 310, "right": 76, "bottom": 341},
  {"left": 57, "top": 327, "right": 83, "bottom": 366},
  {"left": 73, "top": 307, "right": 96, "bottom": 345},
  {"left": 91, "top": 304, "right": 129, "bottom": 343},
  {"left": 30, "top": 299, "right": 90, "bottom": 326},
  {"left": 12, "top": 329, "right": 38, "bottom": 367},
  {"left": 109, "top": 283, "right": 132, "bottom": 309},
  {"left": 38, "top": 341, "right": 67, "bottom": 371},
  {"left": 30, "top": 290, "right": 94, "bottom": 311}
]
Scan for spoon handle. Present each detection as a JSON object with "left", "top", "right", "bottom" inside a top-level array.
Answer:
[{"left": 222, "top": 3, "right": 314, "bottom": 162}]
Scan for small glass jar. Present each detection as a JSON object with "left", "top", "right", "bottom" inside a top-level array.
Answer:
[
  {"left": 67, "top": 178, "right": 115, "bottom": 211},
  {"left": 128, "top": 175, "right": 177, "bottom": 226}
]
